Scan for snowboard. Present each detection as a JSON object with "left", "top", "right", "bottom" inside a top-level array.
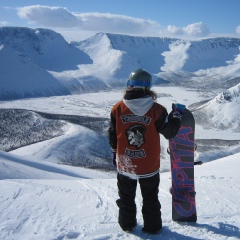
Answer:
[{"left": 169, "top": 109, "right": 197, "bottom": 222}]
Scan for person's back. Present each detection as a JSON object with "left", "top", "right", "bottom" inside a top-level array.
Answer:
[
  {"left": 108, "top": 69, "right": 184, "bottom": 234},
  {"left": 111, "top": 89, "right": 165, "bottom": 177}
]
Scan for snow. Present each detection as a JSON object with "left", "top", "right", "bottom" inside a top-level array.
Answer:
[
  {"left": 1, "top": 85, "right": 240, "bottom": 239},
  {"left": 1, "top": 27, "right": 240, "bottom": 100},
  {"left": 161, "top": 40, "right": 191, "bottom": 72},
  {"left": 0, "top": 151, "right": 239, "bottom": 239},
  {"left": 206, "top": 83, "right": 240, "bottom": 130},
  {"left": 0, "top": 27, "right": 240, "bottom": 239},
  {"left": 193, "top": 83, "right": 240, "bottom": 133},
  {"left": 0, "top": 44, "right": 71, "bottom": 100}
]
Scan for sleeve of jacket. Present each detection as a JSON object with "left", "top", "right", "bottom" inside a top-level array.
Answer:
[
  {"left": 108, "top": 111, "right": 117, "bottom": 149},
  {"left": 155, "top": 108, "right": 181, "bottom": 139}
]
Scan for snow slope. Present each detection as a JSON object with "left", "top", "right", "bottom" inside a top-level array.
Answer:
[
  {"left": 0, "top": 85, "right": 239, "bottom": 239},
  {"left": 193, "top": 83, "right": 240, "bottom": 132},
  {"left": 0, "top": 44, "right": 71, "bottom": 100},
  {"left": 75, "top": 33, "right": 240, "bottom": 74},
  {"left": 0, "top": 27, "right": 91, "bottom": 100},
  {"left": 1, "top": 85, "right": 239, "bottom": 172},
  {"left": 0, "top": 27, "right": 91, "bottom": 71},
  {"left": 163, "top": 38, "right": 240, "bottom": 72},
  {"left": 0, "top": 149, "right": 239, "bottom": 240}
]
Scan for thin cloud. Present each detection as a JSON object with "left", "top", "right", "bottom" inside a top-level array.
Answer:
[
  {"left": 0, "top": 21, "right": 10, "bottom": 26},
  {"left": 17, "top": 5, "right": 161, "bottom": 36},
  {"left": 74, "top": 12, "right": 162, "bottom": 35},
  {"left": 236, "top": 25, "right": 240, "bottom": 35},
  {"left": 17, "top": 5, "right": 210, "bottom": 38},
  {"left": 18, "top": 5, "right": 82, "bottom": 28}
]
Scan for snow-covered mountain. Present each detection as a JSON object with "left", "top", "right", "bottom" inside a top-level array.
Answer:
[
  {"left": 73, "top": 32, "right": 240, "bottom": 84},
  {"left": 0, "top": 27, "right": 91, "bottom": 100},
  {"left": 0, "top": 26, "right": 240, "bottom": 134},
  {"left": 1, "top": 27, "right": 240, "bottom": 100},
  {"left": 194, "top": 83, "right": 240, "bottom": 132},
  {"left": 0, "top": 44, "right": 71, "bottom": 100},
  {"left": 0, "top": 27, "right": 91, "bottom": 71},
  {"left": 75, "top": 33, "right": 240, "bottom": 73}
]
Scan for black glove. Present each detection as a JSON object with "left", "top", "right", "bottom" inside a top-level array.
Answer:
[
  {"left": 111, "top": 149, "right": 117, "bottom": 166},
  {"left": 172, "top": 103, "right": 186, "bottom": 121}
]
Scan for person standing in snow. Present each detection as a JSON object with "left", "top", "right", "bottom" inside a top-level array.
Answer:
[{"left": 108, "top": 69, "right": 185, "bottom": 234}]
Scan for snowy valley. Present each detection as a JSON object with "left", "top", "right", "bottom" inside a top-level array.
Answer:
[{"left": 0, "top": 27, "right": 240, "bottom": 239}]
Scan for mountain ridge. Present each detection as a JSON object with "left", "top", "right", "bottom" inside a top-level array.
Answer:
[{"left": 1, "top": 27, "right": 240, "bottom": 100}]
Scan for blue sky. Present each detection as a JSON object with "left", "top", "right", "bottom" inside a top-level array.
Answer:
[{"left": 0, "top": 0, "right": 240, "bottom": 41}]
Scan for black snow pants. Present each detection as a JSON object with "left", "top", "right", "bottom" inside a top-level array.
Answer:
[{"left": 116, "top": 172, "right": 162, "bottom": 232}]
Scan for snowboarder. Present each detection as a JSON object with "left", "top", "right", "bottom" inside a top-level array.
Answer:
[{"left": 108, "top": 69, "right": 185, "bottom": 234}]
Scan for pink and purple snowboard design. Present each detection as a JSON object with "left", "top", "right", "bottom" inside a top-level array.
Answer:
[{"left": 169, "top": 109, "right": 197, "bottom": 222}]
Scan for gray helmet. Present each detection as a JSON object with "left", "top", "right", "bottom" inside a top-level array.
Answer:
[{"left": 127, "top": 69, "right": 152, "bottom": 89}]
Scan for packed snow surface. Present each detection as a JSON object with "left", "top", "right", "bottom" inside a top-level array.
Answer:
[{"left": 0, "top": 150, "right": 239, "bottom": 239}]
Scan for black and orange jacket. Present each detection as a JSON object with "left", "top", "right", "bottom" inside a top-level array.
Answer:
[{"left": 108, "top": 90, "right": 180, "bottom": 178}]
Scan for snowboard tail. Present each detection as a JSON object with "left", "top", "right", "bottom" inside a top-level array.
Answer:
[{"left": 169, "top": 109, "right": 197, "bottom": 222}]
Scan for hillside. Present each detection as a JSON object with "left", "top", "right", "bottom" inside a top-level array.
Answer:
[
  {"left": 0, "top": 149, "right": 239, "bottom": 240},
  {"left": 0, "top": 27, "right": 91, "bottom": 100},
  {"left": 0, "top": 87, "right": 239, "bottom": 238},
  {"left": 1, "top": 27, "right": 240, "bottom": 100},
  {"left": 0, "top": 27, "right": 91, "bottom": 71},
  {"left": 194, "top": 83, "right": 240, "bottom": 132},
  {"left": 1, "top": 85, "right": 239, "bottom": 172},
  {"left": 0, "top": 45, "right": 71, "bottom": 100},
  {"left": 75, "top": 33, "right": 240, "bottom": 73}
]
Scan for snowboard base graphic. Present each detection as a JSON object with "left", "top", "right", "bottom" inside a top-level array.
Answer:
[{"left": 169, "top": 109, "right": 197, "bottom": 222}]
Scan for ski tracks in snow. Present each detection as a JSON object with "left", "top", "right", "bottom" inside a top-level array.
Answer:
[
  {"left": 76, "top": 179, "right": 122, "bottom": 239},
  {"left": 0, "top": 178, "right": 161, "bottom": 240},
  {"left": 1, "top": 155, "right": 240, "bottom": 240},
  {"left": 0, "top": 179, "right": 122, "bottom": 240}
]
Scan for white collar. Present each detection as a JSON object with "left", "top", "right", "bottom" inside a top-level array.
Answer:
[{"left": 123, "top": 96, "right": 154, "bottom": 116}]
